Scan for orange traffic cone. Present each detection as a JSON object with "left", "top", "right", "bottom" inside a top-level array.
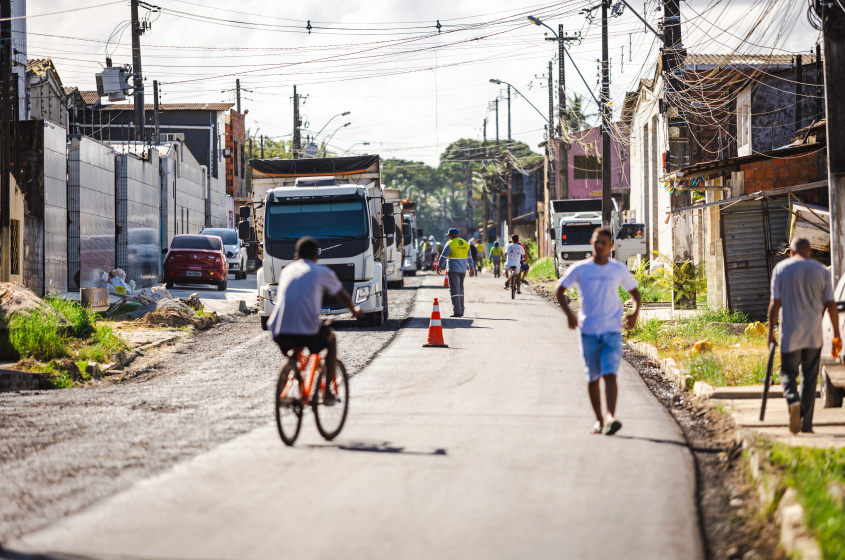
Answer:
[
  {"left": 423, "top": 298, "right": 449, "bottom": 348},
  {"left": 443, "top": 275, "right": 449, "bottom": 288}
]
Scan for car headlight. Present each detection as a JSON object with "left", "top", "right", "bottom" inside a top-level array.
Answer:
[
  {"left": 387, "top": 264, "right": 396, "bottom": 275},
  {"left": 354, "top": 286, "right": 371, "bottom": 304},
  {"left": 563, "top": 253, "right": 569, "bottom": 259},
  {"left": 267, "top": 288, "right": 276, "bottom": 304},
  {"left": 403, "top": 258, "right": 412, "bottom": 267}
]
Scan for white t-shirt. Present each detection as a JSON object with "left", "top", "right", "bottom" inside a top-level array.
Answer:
[
  {"left": 558, "top": 258, "right": 637, "bottom": 335},
  {"left": 771, "top": 256, "right": 834, "bottom": 352},
  {"left": 504, "top": 243, "right": 525, "bottom": 269},
  {"left": 268, "top": 259, "right": 343, "bottom": 336}
]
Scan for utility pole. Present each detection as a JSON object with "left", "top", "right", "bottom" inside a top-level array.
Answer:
[
  {"left": 153, "top": 80, "right": 160, "bottom": 143},
  {"left": 507, "top": 85, "right": 512, "bottom": 143},
  {"left": 495, "top": 98, "right": 500, "bottom": 153},
  {"left": 548, "top": 60, "right": 555, "bottom": 205},
  {"left": 795, "top": 54, "right": 802, "bottom": 134},
  {"left": 483, "top": 117, "right": 489, "bottom": 251},
  {"left": 292, "top": 85, "right": 301, "bottom": 158},
  {"left": 601, "top": 0, "right": 612, "bottom": 226},
  {"left": 822, "top": 4, "right": 845, "bottom": 283},
  {"left": 483, "top": 117, "right": 488, "bottom": 159},
  {"left": 130, "top": 0, "right": 145, "bottom": 143},
  {"left": 0, "top": 0, "right": 11, "bottom": 281},
  {"left": 236, "top": 79, "right": 241, "bottom": 113},
  {"left": 507, "top": 160, "right": 513, "bottom": 234},
  {"left": 260, "top": 135, "right": 264, "bottom": 158},
  {"left": 816, "top": 43, "right": 823, "bottom": 123},
  {"left": 466, "top": 161, "right": 473, "bottom": 232}
]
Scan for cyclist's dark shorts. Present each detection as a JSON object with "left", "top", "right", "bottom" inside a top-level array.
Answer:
[
  {"left": 274, "top": 324, "right": 333, "bottom": 355},
  {"left": 521, "top": 263, "right": 530, "bottom": 272}
]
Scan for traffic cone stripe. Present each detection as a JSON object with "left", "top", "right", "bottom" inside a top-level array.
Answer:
[{"left": 430, "top": 319, "right": 441, "bottom": 327}]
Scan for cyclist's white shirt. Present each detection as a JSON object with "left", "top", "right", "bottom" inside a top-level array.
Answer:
[
  {"left": 504, "top": 243, "right": 525, "bottom": 269},
  {"left": 269, "top": 259, "right": 343, "bottom": 337}
]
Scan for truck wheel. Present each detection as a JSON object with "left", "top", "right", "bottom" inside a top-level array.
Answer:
[
  {"left": 821, "top": 366, "right": 844, "bottom": 408},
  {"left": 366, "top": 311, "right": 384, "bottom": 327},
  {"left": 165, "top": 281, "right": 174, "bottom": 289},
  {"left": 407, "top": 270, "right": 416, "bottom": 277},
  {"left": 260, "top": 316, "right": 269, "bottom": 331},
  {"left": 382, "top": 284, "right": 389, "bottom": 321}
]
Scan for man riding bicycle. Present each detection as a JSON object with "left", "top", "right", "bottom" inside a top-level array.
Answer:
[
  {"left": 268, "top": 237, "right": 363, "bottom": 404},
  {"left": 503, "top": 234, "right": 526, "bottom": 294}
]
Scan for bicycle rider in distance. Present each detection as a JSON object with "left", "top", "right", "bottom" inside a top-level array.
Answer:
[
  {"left": 503, "top": 234, "right": 526, "bottom": 294},
  {"left": 267, "top": 237, "right": 364, "bottom": 405}
]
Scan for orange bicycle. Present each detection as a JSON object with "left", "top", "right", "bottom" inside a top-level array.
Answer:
[{"left": 275, "top": 349, "right": 349, "bottom": 446}]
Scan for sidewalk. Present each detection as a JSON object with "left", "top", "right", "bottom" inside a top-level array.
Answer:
[{"left": 10, "top": 272, "right": 703, "bottom": 559}]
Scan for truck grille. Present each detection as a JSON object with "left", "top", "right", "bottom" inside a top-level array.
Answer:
[
  {"left": 325, "top": 263, "right": 355, "bottom": 282},
  {"left": 322, "top": 282, "right": 355, "bottom": 310}
]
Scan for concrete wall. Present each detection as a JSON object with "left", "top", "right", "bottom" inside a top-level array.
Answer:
[
  {"left": 115, "top": 152, "right": 160, "bottom": 288},
  {"left": 43, "top": 123, "right": 67, "bottom": 293}
]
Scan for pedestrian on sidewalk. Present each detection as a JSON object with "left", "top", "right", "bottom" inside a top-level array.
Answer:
[
  {"left": 554, "top": 227, "right": 641, "bottom": 435},
  {"left": 437, "top": 228, "right": 475, "bottom": 317},
  {"left": 767, "top": 237, "right": 840, "bottom": 435},
  {"left": 490, "top": 241, "right": 503, "bottom": 278}
]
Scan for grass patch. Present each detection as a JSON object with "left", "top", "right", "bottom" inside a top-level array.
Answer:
[
  {"left": 769, "top": 445, "right": 845, "bottom": 559},
  {"left": 8, "top": 306, "right": 69, "bottom": 361},
  {"left": 627, "top": 307, "right": 775, "bottom": 386},
  {"left": 76, "top": 322, "right": 126, "bottom": 363},
  {"left": 528, "top": 257, "right": 556, "bottom": 280}
]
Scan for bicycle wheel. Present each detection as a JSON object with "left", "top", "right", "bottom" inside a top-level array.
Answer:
[
  {"left": 312, "top": 360, "right": 349, "bottom": 441},
  {"left": 275, "top": 363, "right": 303, "bottom": 446},
  {"left": 510, "top": 273, "right": 516, "bottom": 299}
]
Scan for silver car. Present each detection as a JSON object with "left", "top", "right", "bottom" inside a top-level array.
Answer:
[{"left": 199, "top": 227, "right": 248, "bottom": 280}]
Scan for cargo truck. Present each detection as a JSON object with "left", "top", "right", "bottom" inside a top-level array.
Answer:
[
  {"left": 400, "top": 200, "right": 421, "bottom": 275},
  {"left": 250, "top": 155, "right": 394, "bottom": 328},
  {"left": 548, "top": 199, "right": 646, "bottom": 277},
  {"left": 383, "top": 188, "right": 405, "bottom": 288}
]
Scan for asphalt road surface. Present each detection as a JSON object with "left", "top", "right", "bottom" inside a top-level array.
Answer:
[{"left": 5, "top": 272, "right": 703, "bottom": 559}]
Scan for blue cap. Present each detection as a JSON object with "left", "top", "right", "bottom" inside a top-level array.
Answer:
[
  {"left": 493, "top": 241, "right": 499, "bottom": 247},
  {"left": 447, "top": 228, "right": 459, "bottom": 235}
]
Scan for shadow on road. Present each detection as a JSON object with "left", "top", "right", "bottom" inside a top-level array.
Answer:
[
  {"left": 1, "top": 548, "right": 107, "bottom": 560},
  {"left": 304, "top": 440, "right": 448, "bottom": 457}
]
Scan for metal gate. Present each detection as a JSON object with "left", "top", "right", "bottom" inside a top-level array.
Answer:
[{"left": 721, "top": 198, "right": 790, "bottom": 321}]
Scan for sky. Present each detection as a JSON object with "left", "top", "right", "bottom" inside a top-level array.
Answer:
[{"left": 25, "top": 0, "right": 819, "bottom": 166}]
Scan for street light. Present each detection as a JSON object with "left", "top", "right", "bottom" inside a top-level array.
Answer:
[
  {"left": 489, "top": 79, "right": 549, "bottom": 124},
  {"left": 341, "top": 141, "right": 370, "bottom": 156},
  {"left": 313, "top": 111, "right": 351, "bottom": 142},
  {"left": 321, "top": 122, "right": 351, "bottom": 157}
]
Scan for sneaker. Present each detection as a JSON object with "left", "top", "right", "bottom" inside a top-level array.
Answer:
[
  {"left": 323, "top": 391, "right": 338, "bottom": 407},
  {"left": 788, "top": 402, "right": 801, "bottom": 434}
]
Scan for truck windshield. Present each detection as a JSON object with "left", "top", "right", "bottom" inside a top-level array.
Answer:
[
  {"left": 403, "top": 217, "right": 412, "bottom": 246},
  {"left": 560, "top": 224, "right": 596, "bottom": 246},
  {"left": 266, "top": 198, "right": 368, "bottom": 240}
]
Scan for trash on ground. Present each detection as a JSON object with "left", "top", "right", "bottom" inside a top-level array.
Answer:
[
  {"left": 744, "top": 322, "right": 767, "bottom": 336},
  {"left": 692, "top": 339, "right": 713, "bottom": 354}
]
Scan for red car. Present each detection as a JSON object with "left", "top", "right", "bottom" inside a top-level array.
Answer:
[{"left": 163, "top": 234, "right": 229, "bottom": 291}]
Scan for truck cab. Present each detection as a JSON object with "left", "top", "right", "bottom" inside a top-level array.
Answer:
[
  {"left": 251, "top": 156, "right": 392, "bottom": 328},
  {"left": 400, "top": 201, "right": 419, "bottom": 276}
]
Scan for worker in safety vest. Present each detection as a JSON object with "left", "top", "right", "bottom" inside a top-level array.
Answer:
[{"left": 436, "top": 228, "right": 475, "bottom": 317}]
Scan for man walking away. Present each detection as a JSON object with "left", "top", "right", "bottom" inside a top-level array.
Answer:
[
  {"left": 554, "top": 228, "right": 641, "bottom": 435},
  {"left": 437, "top": 228, "right": 475, "bottom": 317},
  {"left": 767, "top": 238, "right": 840, "bottom": 434}
]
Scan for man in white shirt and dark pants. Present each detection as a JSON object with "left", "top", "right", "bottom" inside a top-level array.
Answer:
[
  {"left": 767, "top": 237, "right": 840, "bottom": 434},
  {"left": 555, "top": 228, "right": 641, "bottom": 435}
]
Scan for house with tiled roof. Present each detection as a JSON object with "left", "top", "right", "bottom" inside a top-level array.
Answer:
[{"left": 26, "top": 58, "right": 69, "bottom": 127}]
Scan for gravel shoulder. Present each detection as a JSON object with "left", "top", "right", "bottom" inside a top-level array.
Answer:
[{"left": 0, "top": 276, "right": 423, "bottom": 542}]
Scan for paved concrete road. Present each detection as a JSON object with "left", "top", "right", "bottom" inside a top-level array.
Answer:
[
  {"left": 161, "top": 271, "right": 258, "bottom": 315},
  {"left": 8, "top": 274, "right": 703, "bottom": 559}
]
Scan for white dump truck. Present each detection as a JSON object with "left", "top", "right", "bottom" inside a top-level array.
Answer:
[
  {"left": 548, "top": 199, "right": 646, "bottom": 277},
  {"left": 400, "top": 200, "right": 421, "bottom": 275},
  {"left": 383, "top": 187, "right": 405, "bottom": 288},
  {"left": 250, "top": 155, "right": 394, "bottom": 327}
]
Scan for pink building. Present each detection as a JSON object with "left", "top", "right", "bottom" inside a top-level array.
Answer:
[{"left": 554, "top": 123, "right": 630, "bottom": 201}]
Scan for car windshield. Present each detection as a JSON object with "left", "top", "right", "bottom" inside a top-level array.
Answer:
[
  {"left": 200, "top": 229, "right": 238, "bottom": 245},
  {"left": 560, "top": 224, "right": 596, "bottom": 246},
  {"left": 171, "top": 236, "right": 221, "bottom": 251},
  {"left": 403, "top": 217, "right": 412, "bottom": 245},
  {"left": 266, "top": 197, "right": 368, "bottom": 240}
]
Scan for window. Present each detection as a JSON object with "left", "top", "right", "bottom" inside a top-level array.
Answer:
[
  {"left": 172, "top": 236, "right": 222, "bottom": 250},
  {"left": 573, "top": 155, "right": 602, "bottom": 180}
]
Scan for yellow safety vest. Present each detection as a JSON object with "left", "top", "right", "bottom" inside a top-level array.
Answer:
[
  {"left": 491, "top": 246, "right": 503, "bottom": 257},
  {"left": 446, "top": 237, "right": 470, "bottom": 259}
]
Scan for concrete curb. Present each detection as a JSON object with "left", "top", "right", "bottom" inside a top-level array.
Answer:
[
  {"left": 625, "top": 340, "right": 692, "bottom": 391},
  {"left": 737, "top": 431, "right": 822, "bottom": 560},
  {"left": 0, "top": 368, "right": 40, "bottom": 392}
]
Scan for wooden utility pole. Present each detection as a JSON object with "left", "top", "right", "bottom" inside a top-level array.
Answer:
[
  {"left": 260, "top": 135, "right": 264, "bottom": 158},
  {"left": 823, "top": 5, "right": 845, "bottom": 284},
  {"left": 466, "top": 161, "right": 473, "bottom": 232},
  {"left": 236, "top": 79, "right": 241, "bottom": 113},
  {"left": 795, "top": 54, "right": 803, "bottom": 133},
  {"left": 130, "top": 0, "right": 145, "bottom": 142},
  {"left": 507, "top": 85, "right": 512, "bottom": 143},
  {"left": 292, "top": 86, "right": 302, "bottom": 158},
  {"left": 601, "top": 0, "right": 612, "bottom": 226},
  {"left": 558, "top": 23, "right": 570, "bottom": 200},
  {"left": 153, "top": 80, "right": 160, "bottom": 143},
  {"left": 506, "top": 161, "right": 513, "bottom": 234},
  {"left": 0, "top": 0, "right": 11, "bottom": 282},
  {"left": 495, "top": 98, "right": 500, "bottom": 153}
]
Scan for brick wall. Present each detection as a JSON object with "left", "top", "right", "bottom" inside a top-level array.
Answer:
[
  {"left": 225, "top": 111, "right": 246, "bottom": 197},
  {"left": 741, "top": 151, "right": 821, "bottom": 194}
]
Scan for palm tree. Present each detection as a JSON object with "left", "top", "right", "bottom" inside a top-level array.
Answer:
[{"left": 566, "top": 93, "right": 598, "bottom": 132}]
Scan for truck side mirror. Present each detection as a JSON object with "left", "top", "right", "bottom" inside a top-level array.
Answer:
[
  {"left": 416, "top": 228, "right": 423, "bottom": 237},
  {"left": 402, "top": 223, "right": 411, "bottom": 236},
  {"left": 548, "top": 227, "right": 555, "bottom": 237},
  {"left": 238, "top": 220, "right": 250, "bottom": 240},
  {"left": 162, "top": 247, "right": 168, "bottom": 255},
  {"left": 238, "top": 206, "right": 251, "bottom": 219},
  {"left": 382, "top": 202, "right": 395, "bottom": 216},
  {"left": 384, "top": 218, "right": 396, "bottom": 235}
]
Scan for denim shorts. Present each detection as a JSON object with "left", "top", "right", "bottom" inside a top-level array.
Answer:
[{"left": 579, "top": 332, "right": 623, "bottom": 382}]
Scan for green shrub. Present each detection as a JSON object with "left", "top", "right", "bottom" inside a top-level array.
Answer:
[
  {"left": 45, "top": 297, "right": 95, "bottom": 338},
  {"left": 8, "top": 307, "right": 68, "bottom": 361},
  {"left": 528, "top": 257, "right": 556, "bottom": 279},
  {"left": 77, "top": 322, "right": 126, "bottom": 363},
  {"left": 697, "top": 306, "right": 750, "bottom": 324}
]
